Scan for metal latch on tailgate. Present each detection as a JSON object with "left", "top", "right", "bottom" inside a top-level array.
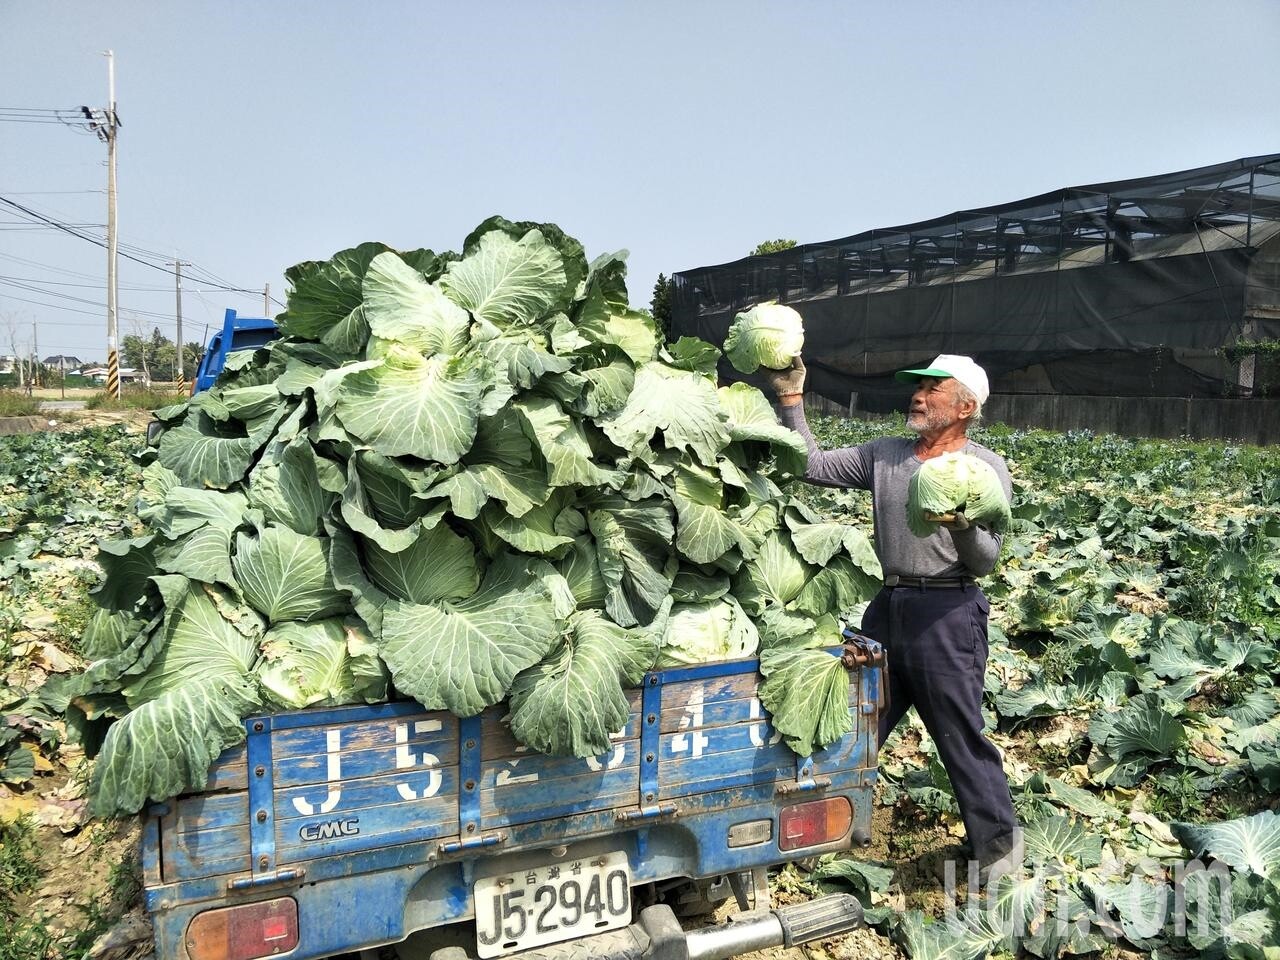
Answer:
[
  {"left": 841, "top": 629, "right": 886, "bottom": 710},
  {"left": 438, "top": 833, "right": 507, "bottom": 856},
  {"left": 839, "top": 630, "right": 884, "bottom": 669},
  {"left": 228, "top": 868, "right": 306, "bottom": 892},
  {"left": 616, "top": 803, "right": 678, "bottom": 823}
]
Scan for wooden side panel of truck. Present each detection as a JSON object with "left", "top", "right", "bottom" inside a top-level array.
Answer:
[{"left": 143, "top": 655, "right": 881, "bottom": 960}]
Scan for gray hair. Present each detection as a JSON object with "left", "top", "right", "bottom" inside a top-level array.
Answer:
[{"left": 955, "top": 383, "right": 983, "bottom": 424}]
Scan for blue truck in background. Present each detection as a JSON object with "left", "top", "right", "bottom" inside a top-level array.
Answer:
[
  {"left": 189, "top": 308, "right": 280, "bottom": 393},
  {"left": 140, "top": 314, "right": 885, "bottom": 960}
]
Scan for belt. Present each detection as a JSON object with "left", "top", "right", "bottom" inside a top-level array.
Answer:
[{"left": 883, "top": 575, "right": 974, "bottom": 589}]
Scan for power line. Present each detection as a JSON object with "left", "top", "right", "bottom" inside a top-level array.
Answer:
[
  {"left": 0, "top": 290, "right": 177, "bottom": 329},
  {"left": 0, "top": 192, "right": 277, "bottom": 300},
  {"left": 1, "top": 267, "right": 253, "bottom": 342},
  {"left": 0, "top": 106, "right": 84, "bottom": 112},
  {"left": 0, "top": 193, "right": 158, "bottom": 266},
  {"left": 1, "top": 314, "right": 105, "bottom": 329},
  {"left": 0, "top": 221, "right": 106, "bottom": 230},
  {"left": 0, "top": 107, "right": 99, "bottom": 134},
  {"left": 0, "top": 195, "right": 104, "bottom": 234},
  {"left": 11, "top": 197, "right": 197, "bottom": 270},
  {"left": 0, "top": 190, "right": 105, "bottom": 196},
  {"left": 188, "top": 288, "right": 220, "bottom": 312},
  {"left": 183, "top": 260, "right": 286, "bottom": 307},
  {"left": 0, "top": 276, "right": 179, "bottom": 320},
  {"left": 0, "top": 273, "right": 172, "bottom": 292},
  {"left": 2, "top": 193, "right": 283, "bottom": 304},
  {"left": 182, "top": 261, "right": 238, "bottom": 285},
  {"left": 0, "top": 251, "right": 109, "bottom": 281},
  {"left": 3, "top": 194, "right": 186, "bottom": 273},
  {"left": 0, "top": 115, "right": 82, "bottom": 123}
]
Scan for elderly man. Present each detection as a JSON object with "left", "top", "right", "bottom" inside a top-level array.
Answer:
[{"left": 768, "top": 353, "right": 1020, "bottom": 884}]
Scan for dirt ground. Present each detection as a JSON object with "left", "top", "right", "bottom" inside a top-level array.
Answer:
[
  {"left": 27, "top": 387, "right": 182, "bottom": 401},
  {"left": 29, "top": 388, "right": 102, "bottom": 400},
  {"left": 725, "top": 800, "right": 954, "bottom": 960},
  {"left": 53, "top": 409, "right": 153, "bottom": 430},
  {"left": 1, "top": 766, "right": 145, "bottom": 959},
  {"left": 0, "top": 407, "right": 152, "bottom": 434}
]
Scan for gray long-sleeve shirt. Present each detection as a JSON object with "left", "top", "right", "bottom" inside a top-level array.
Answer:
[{"left": 778, "top": 404, "right": 1012, "bottom": 579}]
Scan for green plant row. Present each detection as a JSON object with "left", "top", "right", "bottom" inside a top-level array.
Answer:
[{"left": 800, "top": 411, "right": 1280, "bottom": 958}]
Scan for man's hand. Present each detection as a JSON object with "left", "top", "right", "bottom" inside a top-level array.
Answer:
[{"left": 766, "top": 356, "right": 806, "bottom": 400}]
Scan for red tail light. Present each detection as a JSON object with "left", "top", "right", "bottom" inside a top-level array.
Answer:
[
  {"left": 779, "top": 797, "right": 853, "bottom": 851},
  {"left": 186, "top": 896, "right": 298, "bottom": 960}
]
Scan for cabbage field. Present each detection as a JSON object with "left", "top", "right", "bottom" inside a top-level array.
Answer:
[
  {"left": 2, "top": 391, "right": 1279, "bottom": 955},
  {"left": 795, "top": 415, "right": 1280, "bottom": 959},
  {"left": 2, "top": 296, "right": 1280, "bottom": 957}
]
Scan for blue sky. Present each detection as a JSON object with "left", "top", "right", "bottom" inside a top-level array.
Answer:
[{"left": 3, "top": 0, "right": 1278, "bottom": 360}]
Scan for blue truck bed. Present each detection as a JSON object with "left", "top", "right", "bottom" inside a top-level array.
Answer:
[
  {"left": 142, "top": 653, "right": 880, "bottom": 960},
  {"left": 191, "top": 308, "right": 279, "bottom": 392}
]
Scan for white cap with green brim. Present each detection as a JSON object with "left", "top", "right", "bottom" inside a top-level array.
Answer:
[{"left": 895, "top": 354, "right": 990, "bottom": 405}]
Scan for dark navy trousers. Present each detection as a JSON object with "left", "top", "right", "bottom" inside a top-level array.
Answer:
[{"left": 861, "top": 584, "right": 1018, "bottom": 861}]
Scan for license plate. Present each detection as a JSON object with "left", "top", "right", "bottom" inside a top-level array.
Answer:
[{"left": 474, "top": 851, "right": 632, "bottom": 957}]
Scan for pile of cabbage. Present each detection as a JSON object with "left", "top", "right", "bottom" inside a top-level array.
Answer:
[{"left": 61, "top": 218, "right": 882, "bottom": 815}]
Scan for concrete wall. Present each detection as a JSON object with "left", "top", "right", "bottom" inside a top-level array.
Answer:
[
  {"left": 803, "top": 393, "right": 1279, "bottom": 445},
  {"left": 986, "top": 395, "right": 1278, "bottom": 445}
]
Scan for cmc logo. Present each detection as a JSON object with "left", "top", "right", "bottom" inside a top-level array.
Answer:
[{"left": 299, "top": 819, "right": 360, "bottom": 842}]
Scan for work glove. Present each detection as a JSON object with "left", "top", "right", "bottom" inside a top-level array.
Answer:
[{"left": 765, "top": 356, "right": 806, "bottom": 397}]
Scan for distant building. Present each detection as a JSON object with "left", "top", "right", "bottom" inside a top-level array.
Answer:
[
  {"left": 80, "top": 366, "right": 146, "bottom": 383},
  {"left": 43, "top": 354, "right": 84, "bottom": 368}
]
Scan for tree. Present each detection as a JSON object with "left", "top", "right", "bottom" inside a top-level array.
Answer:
[
  {"left": 650, "top": 273, "right": 674, "bottom": 341},
  {"left": 750, "top": 239, "right": 797, "bottom": 256},
  {"left": 182, "top": 341, "right": 204, "bottom": 378},
  {"left": 121, "top": 334, "right": 152, "bottom": 385},
  {"left": 2, "top": 312, "right": 25, "bottom": 388},
  {"left": 123, "top": 322, "right": 171, "bottom": 385},
  {"left": 154, "top": 340, "right": 178, "bottom": 382},
  {"left": 119, "top": 326, "right": 203, "bottom": 382}
]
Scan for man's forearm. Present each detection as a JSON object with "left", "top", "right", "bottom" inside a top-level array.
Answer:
[
  {"left": 777, "top": 398, "right": 822, "bottom": 462},
  {"left": 949, "top": 524, "right": 1003, "bottom": 576},
  {"left": 776, "top": 401, "right": 871, "bottom": 489}
]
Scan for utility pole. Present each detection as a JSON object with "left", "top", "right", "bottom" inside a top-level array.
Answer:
[
  {"left": 263, "top": 283, "right": 271, "bottom": 316},
  {"left": 31, "top": 321, "right": 38, "bottom": 390},
  {"left": 169, "top": 260, "right": 191, "bottom": 390},
  {"left": 104, "top": 50, "right": 121, "bottom": 399}
]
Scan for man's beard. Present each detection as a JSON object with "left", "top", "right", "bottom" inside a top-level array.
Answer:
[{"left": 907, "top": 409, "right": 952, "bottom": 434}]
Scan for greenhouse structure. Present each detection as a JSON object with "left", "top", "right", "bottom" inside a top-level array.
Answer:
[{"left": 670, "top": 154, "right": 1280, "bottom": 440}]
